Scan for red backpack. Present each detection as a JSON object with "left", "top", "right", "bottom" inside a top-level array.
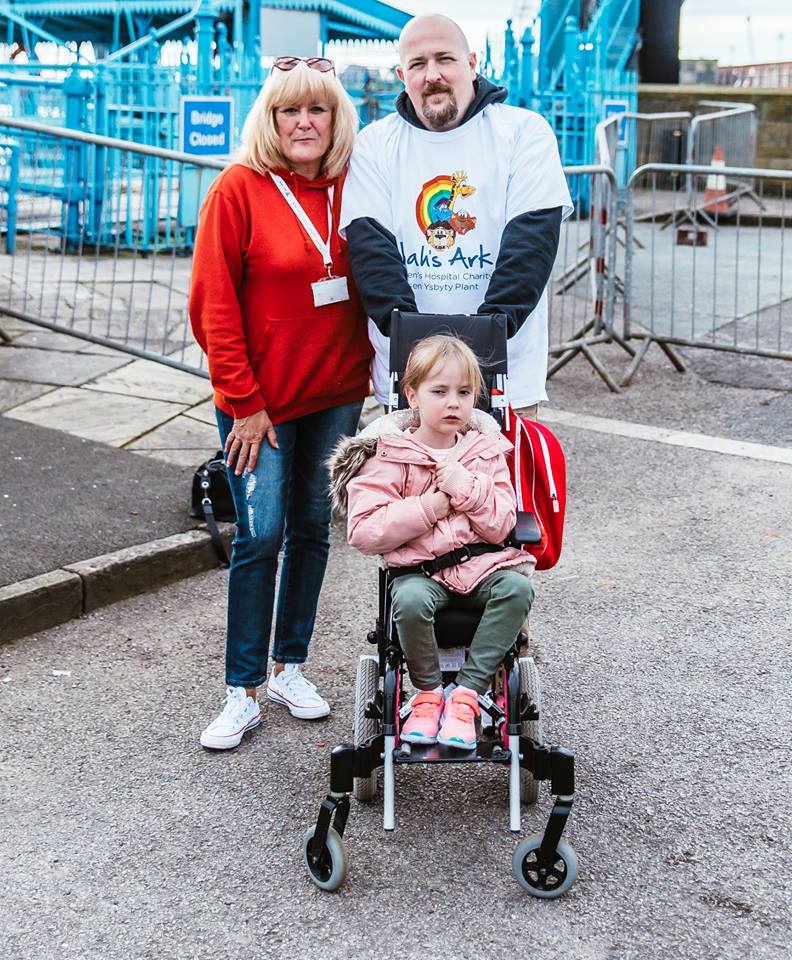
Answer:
[{"left": 501, "top": 406, "right": 566, "bottom": 570}]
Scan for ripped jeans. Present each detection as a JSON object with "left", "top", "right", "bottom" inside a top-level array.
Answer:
[{"left": 216, "top": 401, "right": 362, "bottom": 688}]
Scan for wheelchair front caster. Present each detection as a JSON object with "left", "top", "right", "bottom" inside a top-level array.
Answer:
[
  {"left": 512, "top": 834, "right": 578, "bottom": 898},
  {"left": 303, "top": 825, "right": 349, "bottom": 892}
]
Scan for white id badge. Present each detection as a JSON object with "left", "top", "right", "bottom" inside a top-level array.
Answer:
[{"left": 312, "top": 275, "right": 349, "bottom": 308}]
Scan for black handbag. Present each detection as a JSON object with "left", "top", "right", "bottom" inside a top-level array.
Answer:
[{"left": 191, "top": 451, "right": 236, "bottom": 566}]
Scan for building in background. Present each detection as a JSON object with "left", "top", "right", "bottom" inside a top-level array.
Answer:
[
  {"left": 719, "top": 61, "right": 792, "bottom": 89},
  {"left": 679, "top": 58, "right": 719, "bottom": 86}
]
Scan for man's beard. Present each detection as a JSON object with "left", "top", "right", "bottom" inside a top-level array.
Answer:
[{"left": 420, "top": 83, "right": 459, "bottom": 130}]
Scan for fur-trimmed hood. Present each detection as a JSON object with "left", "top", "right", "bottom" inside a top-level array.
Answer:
[{"left": 328, "top": 408, "right": 509, "bottom": 515}]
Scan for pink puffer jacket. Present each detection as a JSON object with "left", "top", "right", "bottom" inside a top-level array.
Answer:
[{"left": 329, "top": 409, "right": 534, "bottom": 594}]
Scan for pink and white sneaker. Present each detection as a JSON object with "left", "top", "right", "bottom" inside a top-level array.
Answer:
[
  {"left": 438, "top": 687, "right": 480, "bottom": 750},
  {"left": 400, "top": 690, "right": 444, "bottom": 744}
]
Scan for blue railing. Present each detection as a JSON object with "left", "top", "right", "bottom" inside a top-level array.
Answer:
[
  {"left": 481, "top": 2, "right": 639, "bottom": 209},
  {"left": 0, "top": 3, "right": 639, "bottom": 249}
]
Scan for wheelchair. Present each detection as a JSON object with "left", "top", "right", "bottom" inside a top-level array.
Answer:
[{"left": 303, "top": 312, "right": 578, "bottom": 898}]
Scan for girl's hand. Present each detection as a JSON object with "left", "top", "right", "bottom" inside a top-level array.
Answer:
[
  {"left": 425, "top": 486, "right": 452, "bottom": 520},
  {"left": 225, "top": 408, "right": 278, "bottom": 475},
  {"left": 436, "top": 460, "right": 471, "bottom": 498}
]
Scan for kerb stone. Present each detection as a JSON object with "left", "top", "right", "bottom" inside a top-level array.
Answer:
[
  {"left": 0, "top": 570, "right": 83, "bottom": 644},
  {"left": 64, "top": 530, "right": 222, "bottom": 613}
]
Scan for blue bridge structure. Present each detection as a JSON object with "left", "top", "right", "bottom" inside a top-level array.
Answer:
[
  {"left": 0, "top": 0, "right": 410, "bottom": 144},
  {"left": 0, "top": 0, "right": 640, "bottom": 251},
  {"left": 483, "top": 0, "right": 640, "bottom": 168}
]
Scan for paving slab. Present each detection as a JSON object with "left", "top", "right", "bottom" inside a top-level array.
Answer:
[
  {"left": 165, "top": 342, "right": 207, "bottom": 370},
  {"left": 0, "top": 378, "right": 55, "bottom": 413},
  {"left": 84, "top": 358, "right": 213, "bottom": 406},
  {"left": 0, "top": 346, "right": 129, "bottom": 386},
  {"left": 0, "top": 418, "right": 195, "bottom": 587},
  {"left": 126, "top": 415, "right": 220, "bottom": 467},
  {"left": 0, "top": 315, "right": 38, "bottom": 334},
  {"left": 5, "top": 386, "right": 187, "bottom": 446},
  {"left": 9, "top": 330, "right": 123, "bottom": 355},
  {"left": 182, "top": 399, "right": 216, "bottom": 426}
]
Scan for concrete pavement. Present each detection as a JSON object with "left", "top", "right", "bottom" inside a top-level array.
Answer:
[{"left": 1, "top": 390, "right": 790, "bottom": 959}]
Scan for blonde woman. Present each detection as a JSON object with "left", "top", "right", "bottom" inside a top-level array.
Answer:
[{"left": 190, "top": 57, "right": 372, "bottom": 749}]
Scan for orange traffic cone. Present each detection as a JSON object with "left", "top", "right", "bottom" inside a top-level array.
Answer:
[{"left": 703, "top": 146, "right": 730, "bottom": 214}]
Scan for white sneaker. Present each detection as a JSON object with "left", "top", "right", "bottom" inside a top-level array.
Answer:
[
  {"left": 200, "top": 687, "right": 261, "bottom": 750},
  {"left": 266, "top": 664, "right": 330, "bottom": 719}
]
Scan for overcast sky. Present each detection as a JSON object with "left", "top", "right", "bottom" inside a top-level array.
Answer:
[{"left": 373, "top": 0, "right": 792, "bottom": 66}]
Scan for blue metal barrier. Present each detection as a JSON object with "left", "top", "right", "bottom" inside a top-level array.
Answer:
[
  {"left": 0, "top": 140, "right": 19, "bottom": 252},
  {"left": 0, "top": 3, "right": 638, "bottom": 247}
]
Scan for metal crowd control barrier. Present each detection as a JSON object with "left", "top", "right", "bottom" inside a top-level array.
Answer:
[
  {"left": 623, "top": 162, "right": 792, "bottom": 384},
  {"left": 596, "top": 110, "right": 692, "bottom": 189},
  {"left": 0, "top": 116, "right": 223, "bottom": 377},
  {"left": 2, "top": 118, "right": 789, "bottom": 395},
  {"left": 680, "top": 102, "right": 760, "bottom": 228},
  {"left": 548, "top": 163, "right": 628, "bottom": 392}
]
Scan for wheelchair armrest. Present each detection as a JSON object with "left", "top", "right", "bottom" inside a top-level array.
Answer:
[{"left": 508, "top": 511, "right": 542, "bottom": 547}]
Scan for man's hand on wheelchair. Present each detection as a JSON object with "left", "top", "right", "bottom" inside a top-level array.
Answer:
[{"left": 435, "top": 460, "right": 471, "bottom": 499}]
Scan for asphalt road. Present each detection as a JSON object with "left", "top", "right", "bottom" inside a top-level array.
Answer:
[
  {"left": 1, "top": 418, "right": 195, "bottom": 587},
  {"left": 1, "top": 415, "right": 790, "bottom": 960}
]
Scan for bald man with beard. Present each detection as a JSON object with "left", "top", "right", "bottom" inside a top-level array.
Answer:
[{"left": 341, "top": 14, "right": 573, "bottom": 417}]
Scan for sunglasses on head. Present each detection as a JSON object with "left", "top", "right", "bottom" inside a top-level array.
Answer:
[{"left": 273, "top": 56, "right": 335, "bottom": 75}]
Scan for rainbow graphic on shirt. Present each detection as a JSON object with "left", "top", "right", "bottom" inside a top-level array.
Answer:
[{"left": 415, "top": 171, "right": 478, "bottom": 251}]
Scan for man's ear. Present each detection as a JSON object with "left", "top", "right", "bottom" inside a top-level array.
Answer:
[
  {"left": 396, "top": 64, "right": 405, "bottom": 84},
  {"left": 468, "top": 52, "right": 477, "bottom": 76}
]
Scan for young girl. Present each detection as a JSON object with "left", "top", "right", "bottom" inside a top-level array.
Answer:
[{"left": 330, "top": 335, "right": 534, "bottom": 750}]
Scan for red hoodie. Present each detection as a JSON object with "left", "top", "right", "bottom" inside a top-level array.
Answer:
[{"left": 189, "top": 163, "right": 372, "bottom": 423}]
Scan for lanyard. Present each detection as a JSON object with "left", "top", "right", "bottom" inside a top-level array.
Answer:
[{"left": 270, "top": 173, "right": 335, "bottom": 276}]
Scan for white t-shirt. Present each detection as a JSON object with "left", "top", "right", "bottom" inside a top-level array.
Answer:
[
  {"left": 341, "top": 104, "right": 573, "bottom": 407},
  {"left": 420, "top": 437, "right": 459, "bottom": 462}
]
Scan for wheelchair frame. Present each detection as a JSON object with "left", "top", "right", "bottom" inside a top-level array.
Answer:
[
  {"left": 306, "top": 567, "right": 577, "bottom": 883},
  {"left": 303, "top": 312, "right": 578, "bottom": 897}
]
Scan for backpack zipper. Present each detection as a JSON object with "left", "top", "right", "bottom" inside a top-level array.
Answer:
[
  {"left": 516, "top": 418, "right": 547, "bottom": 558},
  {"left": 535, "top": 426, "right": 560, "bottom": 513}
]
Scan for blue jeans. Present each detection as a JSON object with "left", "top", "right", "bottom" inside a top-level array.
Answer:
[{"left": 216, "top": 401, "right": 363, "bottom": 688}]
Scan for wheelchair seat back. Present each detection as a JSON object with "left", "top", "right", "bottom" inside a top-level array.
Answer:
[{"left": 388, "top": 311, "right": 509, "bottom": 411}]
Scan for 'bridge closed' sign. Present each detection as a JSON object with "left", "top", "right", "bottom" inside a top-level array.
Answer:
[{"left": 180, "top": 96, "right": 234, "bottom": 157}]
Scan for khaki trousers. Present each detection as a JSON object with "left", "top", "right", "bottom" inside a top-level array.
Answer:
[{"left": 390, "top": 569, "right": 534, "bottom": 692}]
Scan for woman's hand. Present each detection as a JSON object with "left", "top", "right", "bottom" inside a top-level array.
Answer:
[
  {"left": 425, "top": 486, "right": 452, "bottom": 520},
  {"left": 225, "top": 408, "right": 278, "bottom": 476},
  {"left": 435, "top": 460, "right": 471, "bottom": 499}
]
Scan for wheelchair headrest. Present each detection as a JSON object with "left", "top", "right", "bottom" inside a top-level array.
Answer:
[{"left": 388, "top": 311, "right": 509, "bottom": 377}]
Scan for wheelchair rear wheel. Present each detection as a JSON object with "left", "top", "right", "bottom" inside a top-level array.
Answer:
[
  {"left": 353, "top": 655, "right": 380, "bottom": 801},
  {"left": 519, "top": 656, "right": 543, "bottom": 804}
]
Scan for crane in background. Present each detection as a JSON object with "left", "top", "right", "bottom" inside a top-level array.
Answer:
[{"left": 745, "top": 15, "right": 756, "bottom": 63}]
